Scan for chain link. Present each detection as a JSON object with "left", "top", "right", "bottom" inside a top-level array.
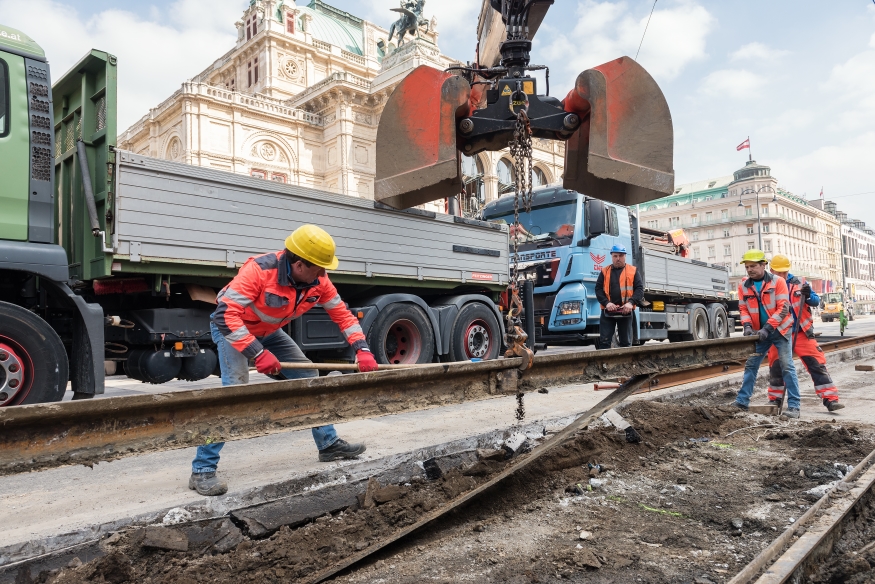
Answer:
[{"left": 508, "top": 107, "right": 533, "bottom": 297}]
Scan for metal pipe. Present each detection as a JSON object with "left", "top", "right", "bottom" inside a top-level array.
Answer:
[
  {"left": 76, "top": 140, "right": 101, "bottom": 236},
  {"left": 278, "top": 362, "right": 448, "bottom": 371}
]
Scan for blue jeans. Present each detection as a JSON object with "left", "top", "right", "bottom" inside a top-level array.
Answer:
[
  {"left": 191, "top": 321, "right": 339, "bottom": 473},
  {"left": 736, "top": 330, "right": 801, "bottom": 410}
]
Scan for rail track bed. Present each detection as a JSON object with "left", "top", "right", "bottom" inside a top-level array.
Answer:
[{"left": 27, "top": 395, "right": 875, "bottom": 584}]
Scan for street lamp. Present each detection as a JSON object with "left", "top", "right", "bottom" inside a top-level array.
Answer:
[{"left": 738, "top": 185, "right": 777, "bottom": 249}]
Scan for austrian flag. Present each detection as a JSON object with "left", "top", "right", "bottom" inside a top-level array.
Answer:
[{"left": 736, "top": 138, "right": 750, "bottom": 151}]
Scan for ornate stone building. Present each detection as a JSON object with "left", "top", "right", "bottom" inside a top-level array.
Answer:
[
  {"left": 117, "top": 0, "right": 563, "bottom": 214},
  {"left": 638, "top": 160, "right": 844, "bottom": 294}
]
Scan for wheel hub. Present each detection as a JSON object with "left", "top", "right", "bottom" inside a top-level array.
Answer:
[
  {"left": 385, "top": 319, "right": 422, "bottom": 364},
  {"left": 465, "top": 322, "right": 491, "bottom": 359},
  {"left": 0, "top": 343, "right": 25, "bottom": 406}
]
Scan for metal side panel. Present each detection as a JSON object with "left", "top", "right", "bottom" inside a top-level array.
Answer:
[
  {"left": 642, "top": 248, "right": 730, "bottom": 298},
  {"left": 113, "top": 153, "right": 509, "bottom": 286}
]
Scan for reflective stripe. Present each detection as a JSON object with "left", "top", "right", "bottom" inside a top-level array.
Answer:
[
  {"left": 225, "top": 327, "right": 251, "bottom": 342},
  {"left": 341, "top": 323, "right": 364, "bottom": 338},
  {"left": 248, "top": 304, "right": 287, "bottom": 325},
  {"left": 814, "top": 383, "right": 837, "bottom": 391},
  {"left": 321, "top": 294, "right": 343, "bottom": 310},
  {"left": 220, "top": 287, "right": 253, "bottom": 308}
]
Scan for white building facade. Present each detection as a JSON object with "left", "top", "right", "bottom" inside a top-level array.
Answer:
[
  {"left": 638, "top": 160, "right": 843, "bottom": 294},
  {"left": 117, "top": 0, "right": 564, "bottom": 214}
]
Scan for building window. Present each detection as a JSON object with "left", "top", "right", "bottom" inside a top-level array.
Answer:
[
  {"left": 647, "top": 205, "right": 657, "bottom": 211},
  {"left": 670, "top": 201, "right": 679, "bottom": 207},
  {"left": 646, "top": 220, "right": 659, "bottom": 229},
  {"left": 691, "top": 231, "right": 699, "bottom": 241},
  {"left": 764, "top": 240, "right": 772, "bottom": 252},
  {"left": 271, "top": 173, "right": 287, "bottom": 183},
  {"left": 761, "top": 204, "right": 769, "bottom": 216},
  {"left": 762, "top": 222, "right": 769, "bottom": 233},
  {"left": 670, "top": 216, "right": 680, "bottom": 227},
  {"left": 496, "top": 158, "right": 515, "bottom": 194},
  {"left": 286, "top": 13, "right": 296, "bottom": 34},
  {"left": 721, "top": 209, "right": 728, "bottom": 220},
  {"left": 248, "top": 61, "right": 252, "bottom": 87},
  {"left": 254, "top": 57, "right": 259, "bottom": 84},
  {"left": 724, "top": 245, "right": 732, "bottom": 257},
  {"left": 746, "top": 224, "right": 754, "bottom": 235},
  {"left": 707, "top": 229, "right": 714, "bottom": 239},
  {"left": 747, "top": 241, "right": 755, "bottom": 250},
  {"left": 704, "top": 195, "right": 713, "bottom": 201},
  {"left": 723, "top": 228, "right": 730, "bottom": 238},
  {"left": 693, "top": 247, "right": 701, "bottom": 259},
  {"left": 250, "top": 169, "right": 267, "bottom": 179},
  {"left": 691, "top": 213, "right": 698, "bottom": 225},
  {"left": 705, "top": 211, "right": 713, "bottom": 222},
  {"left": 708, "top": 246, "right": 716, "bottom": 258},
  {"left": 745, "top": 205, "right": 753, "bottom": 216}
]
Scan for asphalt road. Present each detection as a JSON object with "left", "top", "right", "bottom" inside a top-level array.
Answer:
[{"left": 63, "top": 315, "right": 874, "bottom": 400}]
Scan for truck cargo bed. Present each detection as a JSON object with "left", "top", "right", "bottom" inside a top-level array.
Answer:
[
  {"left": 110, "top": 152, "right": 508, "bottom": 287},
  {"left": 640, "top": 248, "right": 730, "bottom": 300}
]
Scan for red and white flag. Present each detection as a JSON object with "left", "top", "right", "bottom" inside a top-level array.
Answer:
[
  {"left": 820, "top": 186, "right": 823, "bottom": 198},
  {"left": 736, "top": 138, "right": 750, "bottom": 151}
]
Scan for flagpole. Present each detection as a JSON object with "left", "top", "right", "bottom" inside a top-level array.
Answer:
[{"left": 748, "top": 136, "right": 752, "bottom": 162}]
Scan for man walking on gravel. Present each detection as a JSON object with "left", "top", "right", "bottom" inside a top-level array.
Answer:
[
  {"left": 735, "top": 249, "right": 802, "bottom": 419},
  {"left": 765, "top": 254, "right": 845, "bottom": 412},
  {"left": 189, "top": 225, "right": 379, "bottom": 496}
]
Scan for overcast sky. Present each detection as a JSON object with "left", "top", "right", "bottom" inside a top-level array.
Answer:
[{"left": 3, "top": 0, "right": 873, "bottom": 227}]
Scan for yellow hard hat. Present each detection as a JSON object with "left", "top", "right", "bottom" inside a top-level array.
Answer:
[
  {"left": 739, "top": 249, "right": 767, "bottom": 264},
  {"left": 770, "top": 254, "right": 791, "bottom": 272},
  {"left": 285, "top": 225, "right": 339, "bottom": 270}
]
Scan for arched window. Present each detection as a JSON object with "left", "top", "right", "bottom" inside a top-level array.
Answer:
[
  {"left": 532, "top": 167, "right": 547, "bottom": 187},
  {"left": 497, "top": 158, "right": 515, "bottom": 195},
  {"left": 461, "top": 153, "right": 485, "bottom": 217}
]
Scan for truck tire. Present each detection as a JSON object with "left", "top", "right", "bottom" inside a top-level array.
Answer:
[
  {"left": 449, "top": 302, "right": 501, "bottom": 361},
  {"left": 0, "top": 301, "right": 69, "bottom": 406},
  {"left": 709, "top": 305, "right": 729, "bottom": 338},
  {"left": 680, "top": 307, "right": 709, "bottom": 342},
  {"left": 368, "top": 303, "right": 435, "bottom": 365}
]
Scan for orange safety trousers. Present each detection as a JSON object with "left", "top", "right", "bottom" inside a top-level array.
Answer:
[{"left": 767, "top": 335, "right": 838, "bottom": 402}]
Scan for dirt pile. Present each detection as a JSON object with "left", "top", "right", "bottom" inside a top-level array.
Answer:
[{"left": 23, "top": 401, "right": 875, "bottom": 584}]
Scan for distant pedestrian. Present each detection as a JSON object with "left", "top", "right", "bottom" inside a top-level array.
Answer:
[
  {"left": 735, "top": 249, "right": 802, "bottom": 419},
  {"left": 766, "top": 254, "right": 844, "bottom": 412},
  {"left": 595, "top": 245, "right": 644, "bottom": 349}
]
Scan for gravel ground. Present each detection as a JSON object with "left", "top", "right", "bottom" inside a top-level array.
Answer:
[{"left": 31, "top": 396, "right": 875, "bottom": 584}]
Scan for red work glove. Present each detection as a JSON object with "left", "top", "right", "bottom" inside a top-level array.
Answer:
[
  {"left": 356, "top": 349, "right": 379, "bottom": 373},
  {"left": 254, "top": 350, "right": 282, "bottom": 375}
]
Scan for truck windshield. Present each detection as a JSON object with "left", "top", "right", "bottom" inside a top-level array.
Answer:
[
  {"left": 824, "top": 293, "right": 843, "bottom": 304},
  {"left": 483, "top": 201, "right": 575, "bottom": 247}
]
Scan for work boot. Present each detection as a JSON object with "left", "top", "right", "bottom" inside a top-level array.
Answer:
[
  {"left": 731, "top": 401, "right": 749, "bottom": 412},
  {"left": 188, "top": 472, "right": 228, "bottom": 496},
  {"left": 824, "top": 399, "right": 845, "bottom": 412},
  {"left": 318, "top": 439, "right": 366, "bottom": 462},
  {"left": 781, "top": 408, "right": 801, "bottom": 419}
]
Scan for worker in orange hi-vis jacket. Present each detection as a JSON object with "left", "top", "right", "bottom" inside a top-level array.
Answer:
[
  {"left": 189, "top": 225, "right": 379, "bottom": 496},
  {"left": 765, "top": 254, "right": 845, "bottom": 413}
]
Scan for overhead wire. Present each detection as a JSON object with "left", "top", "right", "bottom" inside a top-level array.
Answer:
[{"left": 635, "top": 0, "right": 658, "bottom": 61}]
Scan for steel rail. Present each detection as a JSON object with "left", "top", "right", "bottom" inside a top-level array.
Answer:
[
  {"left": 730, "top": 444, "right": 875, "bottom": 584},
  {"left": 0, "top": 337, "right": 756, "bottom": 475},
  {"left": 629, "top": 333, "right": 875, "bottom": 395}
]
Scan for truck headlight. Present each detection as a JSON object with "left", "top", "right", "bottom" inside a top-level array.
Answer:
[{"left": 557, "top": 301, "right": 581, "bottom": 315}]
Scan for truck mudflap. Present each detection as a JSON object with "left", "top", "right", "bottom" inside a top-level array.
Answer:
[{"left": 562, "top": 57, "right": 675, "bottom": 206}]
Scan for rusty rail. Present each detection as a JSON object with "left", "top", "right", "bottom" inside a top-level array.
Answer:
[{"left": 0, "top": 338, "right": 756, "bottom": 475}]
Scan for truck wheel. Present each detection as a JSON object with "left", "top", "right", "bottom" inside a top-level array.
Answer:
[
  {"left": 680, "top": 307, "right": 709, "bottom": 342},
  {"left": 710, "top": 306, "right": 729, "bottom": 338},
  {"left": 368, "top": 304, "right": 435, "bottom": 365},
  {"left": 449, "top": 303, "right": 501, "bottom": 361},
  {"left": 0, "top": 301, "right": 69, "bottom": 406}
]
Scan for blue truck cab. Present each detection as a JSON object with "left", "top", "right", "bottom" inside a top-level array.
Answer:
[{"left": 482, "top": 186, "right": 734, "bottom": 346}]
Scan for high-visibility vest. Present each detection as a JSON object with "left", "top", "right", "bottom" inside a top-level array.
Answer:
[
  {"left": 737, "top": 272, "right": 793, "bottom": 337},
  {"left": 601, "top": 264, "right": 637, "bottom": 308},
  {"left": 786, "top": 276, "right": 815, "bottom": 337}
]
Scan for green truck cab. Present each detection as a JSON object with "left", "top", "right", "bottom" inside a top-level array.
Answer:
[{"left": 0, "top": 25, "right": 106, "bottom": 404}]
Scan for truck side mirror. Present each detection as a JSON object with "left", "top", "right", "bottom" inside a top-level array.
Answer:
[{"left": 585, "top": 199, "right": 606, "bottom": 239}]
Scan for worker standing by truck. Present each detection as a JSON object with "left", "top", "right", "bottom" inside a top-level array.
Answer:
[
  {"left": 765, "top": 255, "right": 845, "bottom": 412},
  {"left": 594, "top": 245, "right": 644, "bottom": 349},
  {"left": 735, "top": 250, "right": 802, "bottom": 419},
  {"left": 190, "top": 225, "right": 379, "bottom": 496}
]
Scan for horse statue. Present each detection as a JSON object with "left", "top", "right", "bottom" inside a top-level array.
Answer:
[{"left": 388, "top": 0, "right": 429, "bottom": 48}]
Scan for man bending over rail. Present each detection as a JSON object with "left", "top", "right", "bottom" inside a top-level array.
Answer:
[{"left": 190, "top": 225, "right": 379, "bottom": 496}]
